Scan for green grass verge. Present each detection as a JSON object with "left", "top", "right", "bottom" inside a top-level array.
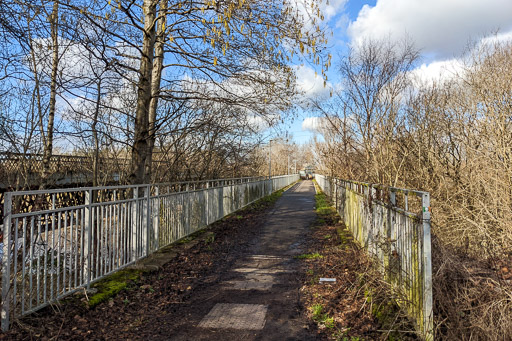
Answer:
[
  {"left": 88, "top": 268, "right": 142, "bottom": 307},
  {"left": 311, "top": 303, "right": 335, "bottom": 329},
  {"left": 296, "top": 252, "right": 323, "bottom": 259},
  {"left": 313, "top": 181, "right": 338, "bottom": 227}
]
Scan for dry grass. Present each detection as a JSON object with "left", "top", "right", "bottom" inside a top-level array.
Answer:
[
  {"left": 432, "top": 236, "right": 512, "bottom": 340},
  {"left": 315, "top": 40, "right": 512, "bottom": 340}
]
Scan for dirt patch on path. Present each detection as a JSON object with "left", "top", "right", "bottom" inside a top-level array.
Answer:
[{"left": 3, "top": 182, "right": 323, "bottom": 340}]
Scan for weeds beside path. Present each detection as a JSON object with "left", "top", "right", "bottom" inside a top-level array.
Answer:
[{"left": 299, "top": 183, "right": 417, "bottom": 340}]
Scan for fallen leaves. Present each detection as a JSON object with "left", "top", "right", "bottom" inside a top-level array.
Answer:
[
  {"left": 4, "top": 198, "right": 273, "bottom": 340},
  {"left": 300, "top": 222, "right": 383, "bottom": 340}
]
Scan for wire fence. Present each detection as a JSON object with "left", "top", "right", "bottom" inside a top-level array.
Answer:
[
  {"left": 0, "top": 174, "right": 299, "bottom": 331},
  {"left": 315, "top": 174, "right": 433, "bottom": 341}
]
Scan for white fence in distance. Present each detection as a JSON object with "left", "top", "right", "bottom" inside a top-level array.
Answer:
[
  {"left": 1, "top": 174, "right": 299, "bottom": 331},
  {"left": 315, "top": 174, "right": 433, "bottom": 341}
]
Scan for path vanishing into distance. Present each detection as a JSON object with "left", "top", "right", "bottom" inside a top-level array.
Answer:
[
  {"left": 6, "top": 181, "right": 324, "bottom": 340},
  {"left": 155, "top": 180, "right": 319, "bottom": 340}
]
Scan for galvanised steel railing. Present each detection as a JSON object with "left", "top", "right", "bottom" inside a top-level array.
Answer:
[
  {"left": 315, "top": 174, "right": 433, "bottom": 341},
  {"left": 0, "top": 174, "right": 299, "bottom": 331}
]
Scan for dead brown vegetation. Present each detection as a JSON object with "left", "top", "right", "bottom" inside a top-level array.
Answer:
[{"left": 314, "top": 38, "right": 512, "bottom": 339}]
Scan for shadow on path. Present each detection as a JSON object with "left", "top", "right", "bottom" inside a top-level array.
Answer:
[
  {"left": 154, "top": 180, "right": 320, "bottom": 340},
  {"left": 4, "top": 181, "right": 322, "bottom": 341}
]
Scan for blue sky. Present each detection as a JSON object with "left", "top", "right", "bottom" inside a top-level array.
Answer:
[
  {"left": 284, "top": 0, "right": 376, "bottom": 145},
  {"left": 278, "top": 0, "right": 512, "bottom": 144}
]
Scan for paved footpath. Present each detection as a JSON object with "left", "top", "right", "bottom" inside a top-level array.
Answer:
[{"left": 162, "top": 180, "right": 320, "bottom": 340}]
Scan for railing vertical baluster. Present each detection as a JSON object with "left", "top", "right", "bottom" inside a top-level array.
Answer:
[
  {"left": 63, "top": 211, "right": 67, "bottom": 291},
  {"left": 99, "top": 205, "right": 104, "bottom": 276},
  {"left": 51, "top": 201, "right": 56, "bottom": 296},
  {"left": 422, "top": 192, "right": 433, "bottom": 341},
  {"left": 79, "top": 207, "right": 84, "bottom": 286},
  {"left": 104, "top": 204, "right": 108, "bottom": 273},
  {"left": 387, "top": 190, "right": 396, "bottom": 282},
  {"left": 121, "top": 202, "right": 125, "bottom": 266},
  {"left": 205, "top": 182, "right": 209, "bottom": 226},
  {"left": 56, "top": 214, "right": 61, "bottom": 297},
  {"left": 69, "top": 209, "right": 74, "bottom": 290},
  {"left": 390, "top": 190, "right": 396, "bottom": 206},
  {"left": 119, "top": 203, "right": 124, "bottom": 266},
  {"left": 110, "top": 203, "right": 114, "bottom": 273},
  {"left": 29, "top": 217, "right": 34, "bottom": 310},
  {"left": 36, "top": 218, "right": 42, "bottom": 306},
  {"left": 1, "top": 192, "right": 13, "bottom": 331},
  {"left": 334, "top": 179, "right": 338, "bottom": 211},
  {"left": 132, "top": 189, "right": 138, "bottom": 262},
  {"left": 144, "top": 185, "right": 150, "bottom": 257},
  {"left": 22, "top": 218, "right": 27, "bottom": 314},
  {"left": 43, "top": 214, "right": 48, "bottom": 304},
  {"left": 153, "top": 187, "right": 159, "bottom": 252},
  {"left": 12, "top": 218, "right": 18, "bottom": 318},
  {"left": 84, "top": 190, "right": 91, "bottom": 287},
  {"left": 95, "top": 206, "right": 100, "bottom": 280},
  {"left": 113, "top": 203, "right": 118, "bottom": 269}
]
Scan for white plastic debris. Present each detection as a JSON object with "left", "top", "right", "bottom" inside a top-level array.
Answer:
[{"left": 319, "top": 278, "right": 336, "bottom": 283}]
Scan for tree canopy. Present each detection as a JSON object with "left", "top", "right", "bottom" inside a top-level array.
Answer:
[{"left": 0, "top": 0, "right": 331, "bottom": 185}]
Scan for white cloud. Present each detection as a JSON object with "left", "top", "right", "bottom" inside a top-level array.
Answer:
[
  {"left": 286, "top": 0, "right": 347, "bottom": 32},
  {"left": 30, "top": 37, "right": 123, "bottom": 83},
  {"left": 335, "top": 13, "right": 349, "bottom": 30},
  {"left": 348, "top": 0, "right": 512, "bottom": 60},
  {"left": 409, "top": 58, "right": 463, "bottom": 86},
  {"left": 409, "top": 31, "right": 512, "bottom": 86},
  {"left": 302, "top": 116, "right": 326, "bottom": 132},
  {"left": 246, "top": 115, "right": 278, "bottom": 132},
  {"left": 477, "top": 30, "right": 512, "bottom": 50},
  {"left": 321, "top": 0, "right": 348, "bottom": 22},
  {"left": 294, "top": 64, "right": 331, "bottom": 100}
]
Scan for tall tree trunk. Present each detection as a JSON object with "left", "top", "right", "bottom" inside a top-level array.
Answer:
[
  {"left": 145, "top": 0, "right": 167, "bottom": 183},
  {"left": 129, "top": 0, "right": 157, "bottom": 184},
  {"left": 41, "top": 0, "right": 59, "bottom": 188}
]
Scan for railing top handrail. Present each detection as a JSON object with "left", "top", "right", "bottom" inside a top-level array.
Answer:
[
  {"left": 270, "top": 174, "right": 297, "bottom": 179},
  {"left": 317, "top": 174, "right": 428, "bottom": 197},
  {"left": 152, "top": 176, "right": 265, "bottom": 186},
  {"left": 4, "top": 175, "right": 291, "bottom": 197}
]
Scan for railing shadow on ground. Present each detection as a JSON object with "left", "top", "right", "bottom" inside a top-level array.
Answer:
[
  {"left": 315, "top": 174, "right": 433, "bottom": 341},
  {"left": 0, "top": 174, "right": 299, "bottom": 331}
]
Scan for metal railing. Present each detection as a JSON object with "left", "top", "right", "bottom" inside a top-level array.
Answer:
[
  {"left": 315, "top": 174, "right": 433, "bottom": 341},
  {"left": 1, "top": 174, "right": 299, "bottom": 331}
]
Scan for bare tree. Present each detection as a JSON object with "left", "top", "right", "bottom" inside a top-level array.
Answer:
[
  {"left": 64, "top": 0, "right": 330, "bottom": 184},
  {"left": 336, "top": 38, "right": 418, "bottom": 183}
]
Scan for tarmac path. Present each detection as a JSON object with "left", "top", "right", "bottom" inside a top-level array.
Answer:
[
  {"left": 154, "top": 180, "right": 320, "bottom": 340},
  {"left": 4, "top": 180, "right": 322, "bottom": 341}
]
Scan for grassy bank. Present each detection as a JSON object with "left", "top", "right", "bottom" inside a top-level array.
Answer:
[{"left": 300, "top": 183, "right": 416, "bottom": 340}]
